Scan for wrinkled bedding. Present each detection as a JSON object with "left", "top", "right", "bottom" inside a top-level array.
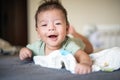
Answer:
[{"left": 0, "top": 55, "right": 120, "bottom": 80}]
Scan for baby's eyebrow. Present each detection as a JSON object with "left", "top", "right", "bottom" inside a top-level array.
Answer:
[
  {"left": 54, "top": 18, "right": 63, "bottom": 21},
  {"left": 39, "top": 20, "right": 47, "bottom": 24},
  {"left": 39, "top": 20, "right": 45, "bottom": 23},
  {"left": 54, "top": 19, "right": 63, "bottom": 23}
]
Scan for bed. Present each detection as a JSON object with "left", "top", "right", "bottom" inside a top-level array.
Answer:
[{"left": 0, "top": 55, "right": 120, "bottom": 80}]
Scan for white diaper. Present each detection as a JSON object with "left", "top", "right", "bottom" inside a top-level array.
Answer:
[{"left": 33, "top": 50, "right": 76, "bottom": 73}]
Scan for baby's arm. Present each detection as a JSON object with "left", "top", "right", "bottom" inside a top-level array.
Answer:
[
  {"left": 74, "top": 50, "right": 92, "bottom": 74},
  {"left": 68, "top": 26, "right": 93, "bottom": 54},
  {"left": 19, "top": 47, "right": 32, "bottom": 60}
]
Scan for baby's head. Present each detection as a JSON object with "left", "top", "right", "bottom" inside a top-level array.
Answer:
[
  {"left": 35, "top": 0, "right": 69, "bottom": 27},
  {"left": 35, "top": 0, "right": 70, "bottom": 49}
]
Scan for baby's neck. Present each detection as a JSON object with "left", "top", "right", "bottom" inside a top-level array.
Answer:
[{"left": 45, "top": 45, "right": 61, "bottom": 55}]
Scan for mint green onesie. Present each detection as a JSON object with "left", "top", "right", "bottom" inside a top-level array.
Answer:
[{"left": 27, "top": 36, "right": 85, "bottom": 56}]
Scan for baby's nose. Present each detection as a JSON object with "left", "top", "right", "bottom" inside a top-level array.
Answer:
[
  {"left": 48, "top": 25, "right": 56, "bottom": 31},
  {"left": 49, "top": 28, "right": 55, "bottom": 31}
]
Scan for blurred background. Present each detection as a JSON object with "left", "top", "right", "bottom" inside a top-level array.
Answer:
[
  {"left": 0, "top": 0, "right": 120, "bottom": 51},
  {"left": 0, "top": 0, "right": 27, "bottom": 46}
]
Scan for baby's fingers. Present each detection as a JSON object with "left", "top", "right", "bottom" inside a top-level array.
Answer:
[
  {"left": 19, "top": 52, "right": 26, "bottom": 60},
  {"left": 19, "top": 52, "right": 29, "bottom": 60},
  {"left": 19, "top": 48, "right": 32, "bottom": 60}
]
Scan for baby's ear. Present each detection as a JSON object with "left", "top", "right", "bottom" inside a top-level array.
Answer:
[
  {"left": 66, "top": 25, "right": 70, "bottom": 34},
  {"left": 36, "top": 28, "right": 41, "bottom": 38}
]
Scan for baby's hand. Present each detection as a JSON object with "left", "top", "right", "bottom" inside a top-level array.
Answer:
[
  {"left": 19, "top": 47, "right": 32, "bottom": 60},
  {"left": 75, "top": 63, "right": 92, "bottom": 74}
]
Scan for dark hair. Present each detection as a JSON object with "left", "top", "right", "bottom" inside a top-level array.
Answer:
[{"left": 35, "top": 0, "right": 69, "bottom": 27}]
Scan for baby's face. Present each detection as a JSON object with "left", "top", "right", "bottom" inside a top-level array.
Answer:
[{"left": 36, "top": 9, "right": 68, "bottom": 49}]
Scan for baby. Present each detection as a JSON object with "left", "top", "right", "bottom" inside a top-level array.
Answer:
[{"left": 19, "top": 0, "right": 93, "bottom": 74}]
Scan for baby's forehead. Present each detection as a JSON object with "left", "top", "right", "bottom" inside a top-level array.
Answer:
[
  {"left": 39, "top": 9, "right": 64, "bottom": 15},
  {"left": 38, "top": 9, "right": 66, "bottom": 19}
]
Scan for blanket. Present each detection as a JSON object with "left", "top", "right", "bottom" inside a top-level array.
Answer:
[{"left": 0, "top": 55, "right": 120, "bottom": 80}]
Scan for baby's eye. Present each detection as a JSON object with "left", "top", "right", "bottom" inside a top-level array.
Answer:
[
  {"left": 41, "top": 24, "right": 47, "bottom": 27},
  {"left": 55, "top": 22, "right": 61, "bottom": 25}
]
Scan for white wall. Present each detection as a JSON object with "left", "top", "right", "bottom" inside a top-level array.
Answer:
[{"left": 27, "top": 0, "right": 120, "bottom": 43}]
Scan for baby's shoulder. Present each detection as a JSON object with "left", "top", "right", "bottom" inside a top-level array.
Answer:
[{"left": 26, "top": 40, "right": 44, "bottom": 48}]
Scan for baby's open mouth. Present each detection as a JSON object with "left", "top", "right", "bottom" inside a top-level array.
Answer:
[
  {"left": 48, "top": 35, "right": 58, "bottom": 41},
  {"left": 48, "top": 35, "right": 58, "bottom": 38}
]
